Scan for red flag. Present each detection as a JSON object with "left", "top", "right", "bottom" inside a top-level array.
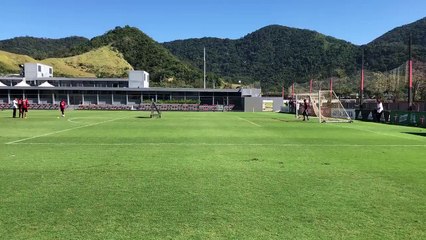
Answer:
[
  {"left": 309, "top": 79, "right": 313, "bottom": 94},
  {"left": 291, "top": 82, "right": 295, "bottom": 98}
]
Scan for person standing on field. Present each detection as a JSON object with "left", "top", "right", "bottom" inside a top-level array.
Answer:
[
  {"left": 12, "top": 98, "right": 18, "bottom": 118},
  {"left": 21, "top": 98, "right": 29, "bottom": 118},
  {"left": 376, "top": 98, "right": 383, "bottom": 122},
  {"left": 60, "top": 99, "right": 66, "bottom": 117},
  {"left": 302, "top": 99, "right": 309, "bottom": 121},
  {"left": 18, "top": 98, "right": 23, "bottom": 118}
]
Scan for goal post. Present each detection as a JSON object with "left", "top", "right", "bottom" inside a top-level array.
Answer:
[{"left": 295, "top": 90, "right": 352, "bottom": 123}]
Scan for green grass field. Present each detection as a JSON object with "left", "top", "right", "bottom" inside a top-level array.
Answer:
[{"left": 0, "top": 110, "right": 425, "bottom": 239}]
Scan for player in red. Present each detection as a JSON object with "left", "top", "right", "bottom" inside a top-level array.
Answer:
[
  {"left": 18, "top": 98, "right": 23, "bottom": 118},
  {"left": 60, "top": 99, "right": 66, "bottom": 117},
  {"left": 302, "top": 99, "right": 309, "bottom": 121},
  {"left": 22, "top": 98, "right": 29, "bottom": 118}
]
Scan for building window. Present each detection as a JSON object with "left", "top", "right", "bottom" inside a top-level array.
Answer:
[
  {"left": 38, "top": 65, "right": 41, "bottom": 72},
  {"left": 49, "top": 68, "right": 52, "bottom": 74}
]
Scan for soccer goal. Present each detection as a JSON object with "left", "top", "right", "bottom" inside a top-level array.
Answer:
[
  {"left": 150, "top": 100, "right": 162, "bottom": 118},
  {"left": 295, "top": 91, "right": 352, "bottom": 123}
]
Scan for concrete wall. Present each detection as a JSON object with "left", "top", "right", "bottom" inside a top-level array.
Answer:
[
  {"left": 244, "top": 97, "right": 283, "bottom": 112},
  {"left": 242, "top": 88, "right": 261, "bottom": 97}
]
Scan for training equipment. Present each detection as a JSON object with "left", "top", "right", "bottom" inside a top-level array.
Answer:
[
  {"left": 150, "top": 100, "right": 162, "bottom": 118},
  {"left": 295, "top": 90, "right": 352, "bottom": 123}
]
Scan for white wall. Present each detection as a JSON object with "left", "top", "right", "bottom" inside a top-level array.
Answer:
[
  {"left": 24, "top": 63, "right": 53, "bottom": 79},
  {"left": 129, "top": 71, "right": 149, "bottom": 88}
]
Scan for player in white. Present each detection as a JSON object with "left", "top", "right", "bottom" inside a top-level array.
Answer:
[{"left": 376, "top": 98, "right": 383, "bottom": 122}]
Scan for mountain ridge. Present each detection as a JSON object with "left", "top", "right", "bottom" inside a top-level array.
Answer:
[{"left": 0, "top": 17, "right": 425, "bottom": 91}]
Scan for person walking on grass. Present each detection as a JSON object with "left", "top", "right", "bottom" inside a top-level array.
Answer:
[
  {"left": 60, "top": 99, "right": 66, "bottom": 117},
  {"left": 12, "top": 98, "right": 18, "bottom": 118},
  {"left": 302, "top": 99, "right": 309, "bottom": 121}
]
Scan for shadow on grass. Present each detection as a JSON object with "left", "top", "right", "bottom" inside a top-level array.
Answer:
[
  {"left": 404, "top": 132, "right": 426, "bottom": 137},
  {"left": 272, "top": 118, "right": 303, "bottom": 123},
  {"left": 135, "top": 116, "right": 151, "bottom": 119}
]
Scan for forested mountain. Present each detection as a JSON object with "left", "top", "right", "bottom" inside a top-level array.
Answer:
[
  {"left": 0, "top": 36, "right": 89, "bottom": 59},
  {"left": 0, "top": 27, "right": 206, "bottom": 87},
  {"left": 0, "top": 17, "right": 425, "bottom": 91},
  {"left": 363, "top": 17, "right": 426, "bottom": 71},
  {"left": 163, "top": 26, "right": 359, "bottom": 90},
  {"left": 164, "top": 18, "right": 426, "bottom": 91},
  {"left": 78, "top": 26, "right": 205, "bottom": 87}
]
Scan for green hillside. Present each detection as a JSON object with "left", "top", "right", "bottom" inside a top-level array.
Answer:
[
  {"left": 0, "top": 36, "right": 89, "bottom": 59},
  {"left": 43, "top": 46, "right": 133, "bottom": 78},
  {"left": 0, "top": 46, "right": 133, "bottom": 78},
  {"left": 363, "top": 17, "right": 426, "bottom": 71},
  {"left": 78, "top": 26, "right": 206, "bottom": 87},
  {"left": 1, "top": 18, "right": 425, "bottom": 91},
  {"left": 163, "top": 26, "right": 359, "bottom": 91},
  {"left": 0, "top": 50, "right": 35, "bottom": 74},
  {"left": 164, "top": 19, "right": 426, "bottom": 91}
]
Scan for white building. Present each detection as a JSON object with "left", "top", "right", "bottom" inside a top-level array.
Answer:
[
  {"left": 128, "top": 70, "right": 149, "bottom": 88},
  {"left": 24, "top": 63, "right": 53, "bottom": 79}
]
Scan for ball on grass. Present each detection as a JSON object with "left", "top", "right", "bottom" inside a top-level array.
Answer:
[{"left": 57, "top": 117, "right": 60, "bottom": 119}]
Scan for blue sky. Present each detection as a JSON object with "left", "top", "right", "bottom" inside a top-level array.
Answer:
[{"left": 1, "top": 0, "right": 425, "bottom": 45}]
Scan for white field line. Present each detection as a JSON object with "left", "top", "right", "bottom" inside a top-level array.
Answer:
[
  {"left": 6, "top": 117, "right": 128, "bottom": 145},
  {"left": 4, "top": 142, "right": 426, "bottom": 147},
  {"left": 237, "top": 117, "right": 262, "bottom": 127}
]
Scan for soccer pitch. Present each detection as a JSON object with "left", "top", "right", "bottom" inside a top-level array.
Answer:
[{"left": 0, "top": 110, "right": 425, "bottom": 239}]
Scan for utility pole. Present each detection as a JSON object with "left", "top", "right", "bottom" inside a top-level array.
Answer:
[
  {"left": 203, "top": 47, "right": 206, "bottom": 89},
  {"left": 360, "top": 48, "right": 365, "bottom": 109},
  {"left": 408, "top": 34, "right": 413, "bottom": 110}
]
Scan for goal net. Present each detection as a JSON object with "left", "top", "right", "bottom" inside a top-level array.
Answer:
[{"left": 295, "top": 91, "right": 352, "bottom": 123}]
